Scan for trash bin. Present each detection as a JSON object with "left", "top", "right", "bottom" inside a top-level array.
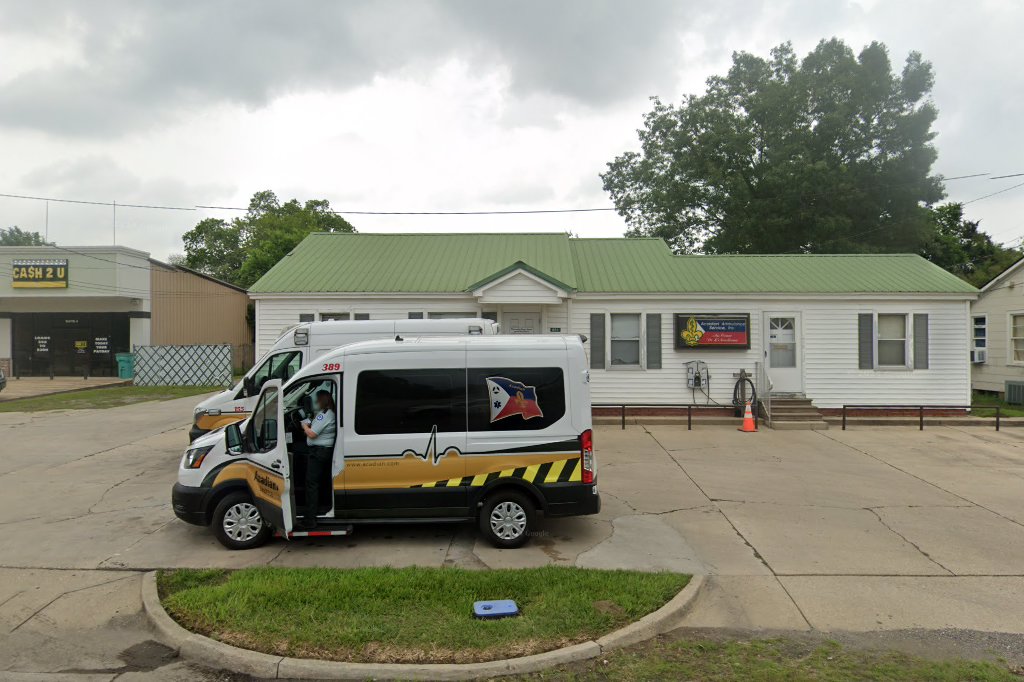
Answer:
[{"left": 115, "top": 353, "right": 134, "bottom": 380}]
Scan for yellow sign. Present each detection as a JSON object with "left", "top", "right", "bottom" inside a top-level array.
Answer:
[{"left": 12, "top": 259, "right": 68, "bottom": 288}]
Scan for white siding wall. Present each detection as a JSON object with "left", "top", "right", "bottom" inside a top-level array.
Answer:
[
  {"left": 572, "top": 298, "right": 761, "bottom": 406},
  {"left": 971, "top": 263, "right": 1024, "bottom": 393},
  {"left": 254, "top": 293, "right": 972, "bottom": 408},
  {"left": 800, "top": 299, "right": 969, "bottom": 407},
  {"left": 573, "top": 295, "right": 970, "bottom": 408},
  {"left": 253, "top": 296, "right": 481, "bottom": 356},
  {"left": 479, "top": 273, "right": 563, "bottom": 304}
]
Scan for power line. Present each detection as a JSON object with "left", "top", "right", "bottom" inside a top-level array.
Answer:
[
  {"left": 195, "top": 204, "right": 617, "bottom": 215},
  {"left": 962, "top": 180, "right": 1024, "bottom": 205},
  {"left": 0, "top": 192, "right": 195, "bottom": 211},
  {"left": 0, "top": 169, "right": 1005, "bottom": 220}
]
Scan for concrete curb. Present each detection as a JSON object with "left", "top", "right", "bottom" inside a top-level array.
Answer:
[{"left": 142, "top": 571, "right": 706, "bottom": 680}]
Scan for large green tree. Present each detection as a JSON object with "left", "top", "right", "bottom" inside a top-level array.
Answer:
[
  {"left": 921, "top": 203, "right": 1022, "bottom": 287},
  {"left": 182, "top": 190, "right": 356, "bottom": 287},
  {"left": 0, "top": 226, "right": 51, "bottom": 246},
  {"left": 602, "top": 39, "right": 945, "bottom": 254}
]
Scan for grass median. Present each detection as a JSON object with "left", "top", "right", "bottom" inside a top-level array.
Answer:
[
  {"left": 0, "top": 384, "right": 221, "bottom": 412},
  {"left": 158, "top": 566, "right": 689, "bottom": 664},
  {"left": 520, "top": 636, "right": 1019, "bottom": 681}
]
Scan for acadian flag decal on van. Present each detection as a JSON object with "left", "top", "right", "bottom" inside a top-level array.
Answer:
[{"left": 487, "top": 376, "right": 543, "bottom": 422}]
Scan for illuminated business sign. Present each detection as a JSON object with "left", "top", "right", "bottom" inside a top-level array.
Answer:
[
  {"left": 12, "top": 259, "right": 68, "bottom": 288},
  {"left": 674, "top": 314, "right": 750, "bottom": 349}
]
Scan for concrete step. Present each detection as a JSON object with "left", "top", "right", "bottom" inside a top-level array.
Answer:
[
  {"left": 770, "top": 420, "right": 829, "bottom": 430},
  {"left": 770, "top": 405, "right": 822, "bottom": 414},
  {"left": 771, "top": 412, "right": 828, "bottom": 421},
  {"left": 771, "top": 400, "right": 815, "bottom": 408}
]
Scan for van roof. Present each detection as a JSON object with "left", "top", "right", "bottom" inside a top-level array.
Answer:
[
  {"left": 291, "top": 335, "right": 582, "bottom": 380},
  {"left": 344, "top": 334, "right": 578, "bottom": 355},
  {"left": 274, "top": 317, "right": 495, "bottom": 344}
]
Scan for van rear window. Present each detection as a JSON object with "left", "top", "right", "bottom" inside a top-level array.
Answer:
[
  {"left": 355, "top": 369, "right": 465, "bottom": 435},
  {"left": 467, "top": 367, "right": 565, "bottom": 431}
]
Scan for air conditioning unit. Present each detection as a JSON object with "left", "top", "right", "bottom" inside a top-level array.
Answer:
[
  {"left": 1007, "top": 381, "right": 1024, "bottom": 405},
  {"left": 971, "top": 349, "right": 987, "bottom": 364}
]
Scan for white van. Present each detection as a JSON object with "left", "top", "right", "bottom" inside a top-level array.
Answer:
[
  {"left": 190, "top": 318, "right": 498, "bottom": 441},
  {"left": 172, "top": 335, "right": 599, "bottom": 550}
]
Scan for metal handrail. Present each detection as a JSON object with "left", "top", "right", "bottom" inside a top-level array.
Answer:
[
  {"left": 755, "top": 361, "right": 773, "bottom": 427},
  {"left": 841, "top": 404, "right": 1004, "bottom": 431},
  {"left": 592, "top": 403, "right": 734, "bottom": 430}
]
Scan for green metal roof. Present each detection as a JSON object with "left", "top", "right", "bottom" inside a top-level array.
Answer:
[{"left": 249, "top": 232, "right": 977, "bottom": 295}]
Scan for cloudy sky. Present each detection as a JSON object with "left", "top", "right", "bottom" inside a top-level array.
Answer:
[{"left": 0, "top": 0, "right": 1021, "bottom": 260}]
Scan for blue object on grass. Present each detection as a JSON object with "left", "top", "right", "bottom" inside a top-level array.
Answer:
[{"left": 473, "top": 599, "right": 520, "bottom": 619}]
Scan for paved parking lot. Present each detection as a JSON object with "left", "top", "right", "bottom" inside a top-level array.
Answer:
[{"left": 2, "top": 395, "right": 1024, "bottom": 677}]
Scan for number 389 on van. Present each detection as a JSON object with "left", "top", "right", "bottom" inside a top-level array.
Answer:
[{"left": 171, "top": 335, "right": 599, "bottom": 550}]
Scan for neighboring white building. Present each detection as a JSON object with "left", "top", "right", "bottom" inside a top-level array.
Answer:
[
  {"left": 970, "top": 256, "right": 1024, "bottom": 397},
  {"left": 248, "top": 233, "right": 978, "bottom": 410}
]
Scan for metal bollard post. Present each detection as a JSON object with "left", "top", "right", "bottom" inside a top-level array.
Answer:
[
  {"left": 687, "top": 405, "right": 692, "bottom": 431},
  {"left": 842, "top": 406, "right": 846, "bottom": 430},
  {"left": 996, "top": 406, "right": 1001, "bottom": 432},
  {"left": 919, "top": 406, "right": 924, "bottom": 431},
  {"left": 621, "top": 404, "right": 626, "bottom": 430}
]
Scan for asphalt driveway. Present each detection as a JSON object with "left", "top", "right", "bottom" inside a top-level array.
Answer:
[{"left": 2, "top": 395, "right": 1024, "bottom": 677}]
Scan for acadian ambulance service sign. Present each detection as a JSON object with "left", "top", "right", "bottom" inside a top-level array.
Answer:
[
  {"left": 12, "top": 259, "right": 69, "bottom": 288},
  {"left": 674, "top": 313, "right": 750, "bottom": 349}
]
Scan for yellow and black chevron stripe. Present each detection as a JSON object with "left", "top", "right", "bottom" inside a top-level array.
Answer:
[{"left": 412, "top": 457, "right": 581, "bottom": 489}]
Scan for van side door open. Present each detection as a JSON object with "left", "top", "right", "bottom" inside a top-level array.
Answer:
[{"left": 243, "top": 379, "right": 294, "bottom": 537}]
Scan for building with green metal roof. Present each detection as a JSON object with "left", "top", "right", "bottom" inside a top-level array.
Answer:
[{"left": 250, "top": 232, "right": 977, "bottom": 418}]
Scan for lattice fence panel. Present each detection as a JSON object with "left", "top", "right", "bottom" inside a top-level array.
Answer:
[{"left": 133, "top": 344, "right": 233, "bottom": 387}]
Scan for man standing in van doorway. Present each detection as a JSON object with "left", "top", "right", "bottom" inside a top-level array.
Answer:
[{"left": 299, "top": 389, "right": 336, "bottom": 529}]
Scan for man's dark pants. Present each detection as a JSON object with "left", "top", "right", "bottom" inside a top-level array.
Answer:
[{"left": 304, "top": 445, "right": 333, "bottom": 524}]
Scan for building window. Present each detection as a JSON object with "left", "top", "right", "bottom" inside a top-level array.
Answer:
[
  {"left": 428, "top": 312, "right": 471, "bottom": 319},
  {"left": 972, "top": 316, "right": 987, "bottom": 349},
  {"left": 610, "top": 313, "right": 641, "bottom": 366},
  {"left": 877, "top": 314, "right": 908, "bottom": 367},
  {"left": 320, "top": 312, "right": 350, "bottom": 321},
  {"left": 408, "top": 312, "right": 424, "bottom": 319},
  {"left": 1012, "top": 314, "right": 1024, "bottom": 363},
  {"left": 354, "top": 313, "right": 370, "bottom": 320},
  {"left": 298, "top": 313, "right": 314, "bottom": 323}
]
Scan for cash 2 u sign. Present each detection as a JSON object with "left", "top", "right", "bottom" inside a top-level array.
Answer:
[{"left": 12, "top": 259, "right": 69, "bottom": 288}]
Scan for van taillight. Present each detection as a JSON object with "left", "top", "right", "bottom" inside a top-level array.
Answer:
[{"left": 580, "top": 429, "right": 594, "bottom": 484}]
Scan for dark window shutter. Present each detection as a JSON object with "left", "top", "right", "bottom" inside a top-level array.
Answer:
[
  {"left": 858, "top": 314, "right": 874, "bottom": 369},
  {"left": 913, "top": 314, "right": 929, "bottom": 369},
  {"left": 408, "top": 312, "right": 423, "bottom": 319},
  {"left": 299, "top": 313, "right": 314, "bottom": 323},
  {"left": 590, "top": 314, "right": 606, "bottom": 370},
  {"left": 646, "top": 314, "right": 662, "bottom": 369},
  {"left": 354, "top": 313, "right": 370, "bottom": 320}
]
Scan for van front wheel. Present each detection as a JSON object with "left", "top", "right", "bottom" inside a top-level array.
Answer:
[
  {"left": 212, "top": 491, "right": 272, "bottom": 550},
  {"left": 479, "top": 490, "right": 535, "bottom": 549}
]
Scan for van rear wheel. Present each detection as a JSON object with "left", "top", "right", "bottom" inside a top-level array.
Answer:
[
  {"left": 212, "top": 491, "right": 272, "bottom": 550},
  {"left": 479, "top": 490, "right": 535, "bottom": 549}
]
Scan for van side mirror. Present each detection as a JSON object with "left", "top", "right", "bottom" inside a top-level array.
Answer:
[
  {"left": 225, "top": 422, "right": 244, "bottom": 454},
  {"left": 243, "top": 375, "right": 256, "bottom": 398}
]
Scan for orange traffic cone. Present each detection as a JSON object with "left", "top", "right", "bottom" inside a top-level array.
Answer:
[{"left": 738, "top": 400, "right": 757, "bottom": 432}]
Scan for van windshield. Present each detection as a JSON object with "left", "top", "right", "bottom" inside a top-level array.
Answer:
[{"left": 244, "top": 350, "right": 302, "bottom": 396}]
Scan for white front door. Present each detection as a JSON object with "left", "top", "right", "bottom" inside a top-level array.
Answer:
[
  {"left": 502, "top": 311, "right": 540, "bottom": 334},
  {"left": 764, "top": 313, "right": 802, "bottom": 394}
]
